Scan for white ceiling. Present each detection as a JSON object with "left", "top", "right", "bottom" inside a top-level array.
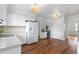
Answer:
[{"left": 8, "top": 4, "right": 79, "bottom": 17}]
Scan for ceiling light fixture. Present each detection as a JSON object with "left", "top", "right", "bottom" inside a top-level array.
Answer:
[
  {"left": 52, "top": 9, "right": 61, "bottom": 19},
  {"left": 31, "top": 4, "right": 41, "bottom": 13}
]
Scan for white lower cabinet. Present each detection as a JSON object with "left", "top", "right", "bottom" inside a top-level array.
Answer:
[
  {"left": 16, "top": 32, "right": 26, "bottom": 44},
  {"left": 0, "top": 45, "right": 21, "bottom": 54},
  {"left": 77, "top": 41, "right": 79, "bottom": 54},
  {"left": 40, "top": 32, "right": 47, "bottom": 39}
]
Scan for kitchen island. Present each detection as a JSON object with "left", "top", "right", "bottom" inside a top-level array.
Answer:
[{"left": 0, "top": 33, "right": 22, "bottom": 54}]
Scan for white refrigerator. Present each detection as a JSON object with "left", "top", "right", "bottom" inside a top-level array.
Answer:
[{"left": 25, "top": 20, "right": 38, "bottom": 44}]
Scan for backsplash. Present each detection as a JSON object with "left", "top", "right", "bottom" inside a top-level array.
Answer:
[
  {"left": 0, "top": 26, "right": 6, "bottom": 33},
  {"left": 6, "top": 26, "right": 25, "bottom": 33}
]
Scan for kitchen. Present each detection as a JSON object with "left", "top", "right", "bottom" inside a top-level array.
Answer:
[{"left": 0, "top": 4, "right": 79, "bottom": 54}]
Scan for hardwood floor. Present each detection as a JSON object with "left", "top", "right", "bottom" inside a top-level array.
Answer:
[{"left": 21, "top": 38, "right": 76, "bottom": 54}]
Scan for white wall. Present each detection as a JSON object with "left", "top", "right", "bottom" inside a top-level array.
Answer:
[
  {"left": 50, "top": 16, "right": 65, "bottom": 40},
  {"left": 0, "top": 4, "right": 8, "bottom": 25}
]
